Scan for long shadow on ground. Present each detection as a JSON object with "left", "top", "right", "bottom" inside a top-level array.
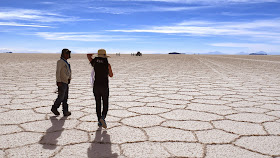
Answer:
[
  {"left": 39, "top": 116, "right": 66, "bottom": 150},
  {"left": 88, "top": 127, "right": 118, "bottom": 158}
]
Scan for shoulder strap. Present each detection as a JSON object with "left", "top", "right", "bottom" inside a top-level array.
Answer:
[{"left": 61, "top": 58, "right": 71, "bottom": 72}]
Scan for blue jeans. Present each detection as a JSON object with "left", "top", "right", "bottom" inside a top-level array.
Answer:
[{"left": 52, "top": 83, "right": 69, "bottom": 112}]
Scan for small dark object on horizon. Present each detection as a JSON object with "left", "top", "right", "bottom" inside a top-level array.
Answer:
[
  {"left": 5, "top": 52, "right": 12, "bottom": 53},
  {"left": 136, "top": 51, "right": 142, "bottom": 56},
  {"left": 249, "top": 51, "right": 267, "bottom": 55},
  {"left": 169, "top": 52, "right": 181, "bottom": 54}
]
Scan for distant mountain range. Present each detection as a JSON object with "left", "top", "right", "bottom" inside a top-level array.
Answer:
[
  {"left": 166, "top": 51, "right": 280, "bottom": 55},
  {"left": 199, "top": 51, "right": 273, "bottom": 55}
]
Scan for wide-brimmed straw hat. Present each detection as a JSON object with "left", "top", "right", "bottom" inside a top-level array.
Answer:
[{"left": 97, "top": 49, "right": 110, "bottom": 58}]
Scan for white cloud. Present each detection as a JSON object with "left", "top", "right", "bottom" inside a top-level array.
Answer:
[
  {"left": 110, "top": 19, "right": 280, "bottom": 42},
  {"left": 88, "top": 5, "right": 207, "bottom": 14},
  {"left": 0, "top": 8, "right": 93, "bottom": 23},
  {"left": 150, "top": 6, "right": 209, "bottom": 11},
  {"left": 95, "top": 0, "right": 280, "bottom": 14},
  {"left": 209, "top": 42, "right": 280, "bottom": 52},
  {"left": 0, "top": 22, "right": 50, "bottom": 27},
  {"left": 40, "top": 1, "right": 56, "bottom": 5},
  {"left": 121, "top": 0, "right": 279, "bottom": 3},
  {"left": 35, "top": 32, "right": 137, "bottom": 41},
  {"left": 210, "top": 42, "right": 269, "bottom": 47},
  {"left": 0, "top": 48, "right": 12, "bottom": 53},
  {"left": 0, "top": 47, "right": 58, "bottom": 53}
]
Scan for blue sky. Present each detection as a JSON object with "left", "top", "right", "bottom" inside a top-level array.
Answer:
[{"left": 0, "top": 0, "right": 280, "bottom": 54}]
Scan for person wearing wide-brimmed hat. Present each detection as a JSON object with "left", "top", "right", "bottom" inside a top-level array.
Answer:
[
  {"left": 51, "top": 48, "right": 72, "bottom": 117},
  {"left": 87, "top": 49, "right": 113, "bottom": 128}
]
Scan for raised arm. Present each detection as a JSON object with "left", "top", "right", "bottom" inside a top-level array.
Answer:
[
  {"left": 108, "top": 63, "right": 113, "bottom": 77},
  {"left": 87, "top": 53, "right": 94, "bottom": 62}
]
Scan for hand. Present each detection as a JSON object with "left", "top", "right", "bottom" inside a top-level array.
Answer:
[
  {"left": 57, "top": 82, "right": 62, "bottom": 87},
  {"left": 87, "top": 54, "right": 94, "bottom": 62},
  {"left": 68, "top": 79, "right": 71, "bottom": 84}
]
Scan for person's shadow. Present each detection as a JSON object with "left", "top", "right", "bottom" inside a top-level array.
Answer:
[
  {"left": 39, "top": 116, "right": 66, "bottom": 150},
  {"left": 88, "top": 127, "right": 118, "bottom": 158}
]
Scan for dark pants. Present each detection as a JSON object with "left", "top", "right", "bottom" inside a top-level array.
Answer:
[
  {"left": 93, "top": 86, "right": 109, "bottom": 121},
  {"left": 52, "top": 83, "right": 69, "bottom": 112}
]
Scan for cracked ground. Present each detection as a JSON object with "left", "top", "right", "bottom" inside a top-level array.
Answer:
[{"left": 0, "top": 53, "right": 280, "bottom": 158}]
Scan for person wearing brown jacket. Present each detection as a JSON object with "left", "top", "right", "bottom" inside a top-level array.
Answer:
[{"left": 51, "top": 48, "right": 72, "bottom": 117}]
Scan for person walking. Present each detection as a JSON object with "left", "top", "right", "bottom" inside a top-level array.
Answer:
[
  {"left": 51, "top": 48, "right": 72, "bottom": 117},
  {"left": 87, "top": 49, "right": 113, "bottom": 128}
]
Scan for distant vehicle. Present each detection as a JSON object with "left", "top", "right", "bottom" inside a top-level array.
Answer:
[
  {"left": 5, "top": 52, "right": 12, "bottom": 53},
  {"left": 136, "top": 51, "right": 142, "bottom": 56}
]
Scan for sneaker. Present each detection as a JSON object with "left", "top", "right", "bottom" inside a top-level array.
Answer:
[
  {"left": 98, "top": 121, "right": 102, "bottom": 127},
  {"left": 51, "top": 108, "right": 60, "bottom": 115},
  {"left": 100, "top": 118, "right": 107, "bottom": 129},
  {"left": 63, "top": 111, "right": 71, "bottom": 117}
]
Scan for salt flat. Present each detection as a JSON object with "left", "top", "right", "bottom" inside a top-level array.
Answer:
[{"left": 0, "top": 53, "right": 280, "bottom": 158}]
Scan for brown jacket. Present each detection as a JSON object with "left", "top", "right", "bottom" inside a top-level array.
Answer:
[{"left": 56, "top": 58, "right": 71, "bottom": 84}]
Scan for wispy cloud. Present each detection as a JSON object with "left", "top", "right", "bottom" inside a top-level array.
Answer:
[
  {"left": 221, "top": 12, "right": 275, "bottom": 17},
  {"left": 0, "top": 8, "right": 93, "bottom": 23},
  {"left": 88, "top": 5, "right": 208, "bottom": 14},
  {"left": 91, "top": 0, "right": 279, "bottom": 14},
  {"left": 34, "top": 0, "right": 279, "bottom": 15},
  {"left": 110, "top": 19, "right": 280, "bottom": 42},
  {"left": 209, "top": 42, "right": 272, "bottom": 48},
  {"left": 209, "top": 42, "right": 280, "bottom": 52},
  {"left": 40, "top": 1, "right": 56, "bottom": 5},
  {"left": 118, "top": 0, "right": 279, "bottom": 4},
  {"left": 35, "top": 32, "right": 137, "bottom": 41},
  {"left": 0, "top": 22, "right": 50, "bottom": 27},
  {"left": 0, "top": 47, "right": 58, "bottom": 53}
]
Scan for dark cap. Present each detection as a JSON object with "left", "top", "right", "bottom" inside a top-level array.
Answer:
[
  {"left": 61, "top": 48, "right": 71, "bottom": 59},
  {"left": 62, "top": 48, "right": 71, "bottom": 54}
]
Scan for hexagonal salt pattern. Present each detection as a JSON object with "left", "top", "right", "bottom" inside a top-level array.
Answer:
[
  {"left": 1, "top": 54, "right": 280, "bottom": 157},
  {"left": 162, "top": 142, "right": 204, "bottom": 157},
  {"left": 6, "top": 144, "right": 62, "bottom": 158},
  {"left": 234, "top": 136, "right": 280, "bottom": 156},
  {"left": 121, "top": 142, "right": 171, "bottom": 157},
  {"left": 195, "top": 129, "right": 239, "bottom": 144},
  {"left": 206, "top": 144, "right": 271, "bottom": 158}
]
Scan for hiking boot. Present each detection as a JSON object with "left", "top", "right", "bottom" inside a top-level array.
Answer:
[
  {"left": 98, "top": 121, "right": 102, "bottom": 127},
  {"left": 63, "top": 111, "right": 71, "bottom": 117},
  {"left": 51, "top": 108, "right": 60, "bottom": 115},
  {"left": 100, "top": 118, "right": 107, "bottom": 129}
]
